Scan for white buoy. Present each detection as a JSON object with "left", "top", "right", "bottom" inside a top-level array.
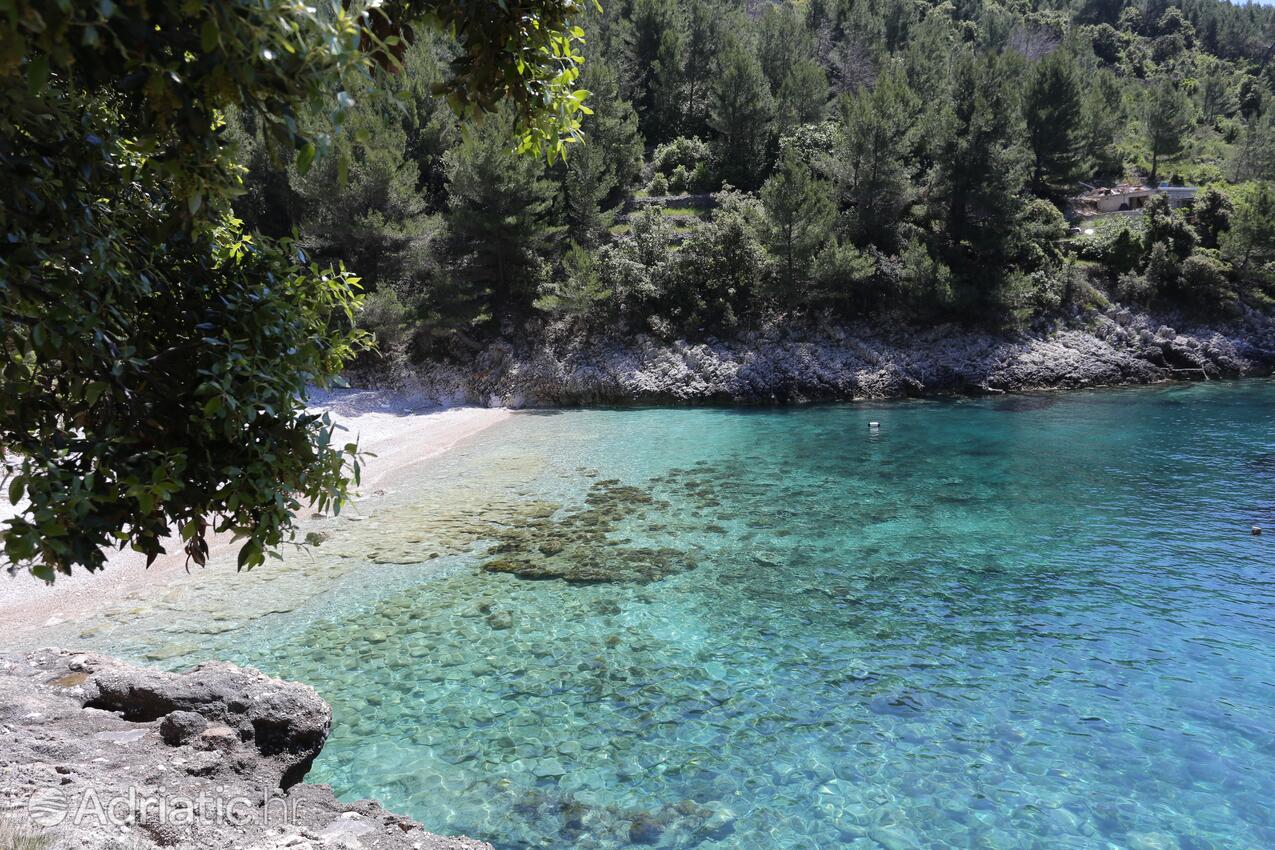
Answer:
[{"left": 869, "top": 421, "right": 880, "bottom": 431}]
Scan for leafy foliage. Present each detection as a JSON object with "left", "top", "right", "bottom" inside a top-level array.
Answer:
[{"left": 0, "top": 0, "right": 591, "bottom": 576}]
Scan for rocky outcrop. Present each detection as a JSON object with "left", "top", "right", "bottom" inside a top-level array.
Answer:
[
  {"left": 370, "top": 306, "right": 1275, "bottom": 407},
  {"left": 0, "top": 649, "right": 493, "bottom": 850}
]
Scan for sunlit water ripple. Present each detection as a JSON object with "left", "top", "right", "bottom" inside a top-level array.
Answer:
[{"left": 43, "top": 381, "right": 1275, "bottom": 850}]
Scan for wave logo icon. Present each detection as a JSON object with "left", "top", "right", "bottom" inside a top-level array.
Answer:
[{"left": 26, "top": 787, "right": 68, "bottom": 827}]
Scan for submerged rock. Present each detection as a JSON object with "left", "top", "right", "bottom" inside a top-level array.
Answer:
[{"left": 480, "top": 479, "right": 697, "bottom": 584}]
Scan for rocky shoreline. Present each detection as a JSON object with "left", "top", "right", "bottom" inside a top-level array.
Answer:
[
  {"left": 0, "top": 649, "right": 491, "bottom": 850},
  {"left": 372, "top": 306, "right": 1275, "bottom": 407}
]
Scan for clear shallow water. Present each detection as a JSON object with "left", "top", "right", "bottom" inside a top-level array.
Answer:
[{"left": 49, "top": 382, "right": 1275, "bottom": 850}]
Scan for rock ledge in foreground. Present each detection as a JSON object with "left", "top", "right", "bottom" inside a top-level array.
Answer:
[{"left": 0, "top": 649, "right": 492, "bottom": 850}]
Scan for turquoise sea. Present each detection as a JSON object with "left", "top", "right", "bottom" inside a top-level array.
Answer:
[{"left": 50, "top": 381, "right": 1275, "bottom": 850}]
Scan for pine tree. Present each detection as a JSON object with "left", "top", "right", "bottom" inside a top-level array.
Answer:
[
  {"left": 758, "top": 4, "right": 815, "bottom": 94},
  {"left": 1021, "top": 52, "right": 1086, "bottom": 198},
  {"left": 563, "top": 60, "right": 645, "bottom": 246},
  {"left": 1223, "top": 182, "right": 1275, "bottom": 273},
  {"left": 1144, "top": 77, "right": 1193, "bottom": 184},
  {"left": 762, "top": 147, "right": 836, "bottom": 297},
  {"left": 443, "top": 112, "right": 557, "bottom": 324},
  {"left": 630, "top": 0, "right": 688, "bottom": 143},
  {"left": 1082, "top": 70, "right": 1125, "bottom": 180},
  {"left": 683, "top": 0, "right": 727, "bottom": 136},
  {"left": 710, "top": 42, "right": 775, "bottom": 189},
  {"left": 1232, "top": 108, "right": 1275, "bottom": 182},
  {"left": 928, "top": 51, "right": 1028, "bottom": 268},
  {"left": 775, "top": 59, "right": 832, "bottom": 129},
  {"left": 831, "top": 62, "right": 919, "bottom": 249}
]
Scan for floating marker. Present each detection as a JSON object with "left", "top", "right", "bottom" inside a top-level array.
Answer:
[
  {"left": 1254, "top": 526, "right": 1263, "bottom": 536},
  {"left": 869, "top": 421, "right": 880, "bottom": 431}
]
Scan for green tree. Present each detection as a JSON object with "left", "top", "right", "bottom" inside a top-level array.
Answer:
[
  {"left": 775, "top": 59, "right": 832, "bottom": 129},
  {"left": 762, "top": 148, "right": 837, "bottom": 297},
  {"left": 443, "top": 113, "right": 558, "bottom": 325},
  {"left": 1, "top": 0, "right": 590, "bottom": 577},
  {"left": 927, "top": 51, "right": 1027, "bottom": 269},
  {"left": 562, "top": 61, "right": 645, "bottom": 246},
  {"left": 1021, "top": 52, "right": 1086, "bottom": 198},
  {"left": 1223, "top": 182, "right": 1275, "bottom": 274},
  {"left": 1232, "top": 109, "right": 1275, "bottom": 182},
  {"left": 666, "top": 190, "right": 769, "bottom": 332},
  {"left": 1082, "top": 70, "right": 1125, "bottom": 179},
  {"left": 536, "top": 242, "right": 612, "bottom": 318},
  {"left": 1143, "top": 78, "right": 1193, "bottom": 185},
  {"left": 710, "top": 42, "right": 776, "bottom": 189},
  {"left": 758, "top": 4, "right": 816, "bottom": 94},
  {"left": 831, "top": 63, "right": 919, "bottom": 249},
  {"left": 682, "top": 0, "right": 728, "bottom": 136},
  {"left": 630, "top": 0, "right": 688, "bottom": 143}
]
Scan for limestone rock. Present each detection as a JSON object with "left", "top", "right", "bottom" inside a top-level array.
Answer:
[
  {"left": 0, "top": 649, "right": 494, "bottom": 850},
  {"left": 358, "top": 307, "right": 1275, "bottom": 407}
]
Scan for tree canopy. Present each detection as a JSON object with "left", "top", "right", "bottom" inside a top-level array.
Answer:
[{"left": 0, "top": 0, "right": 591, "bottom": 578}]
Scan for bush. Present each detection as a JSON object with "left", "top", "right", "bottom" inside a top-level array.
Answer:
[
  {"left": 535, "top": 242, "right": 612, "bottom": 318},
  {"left": 809, "top": 241, "right": 879, "bottom": 313},
  {"left": 646, "top": 173, "right": 670, "bottom": 196},
  {"left": 664, "top": 190, "right": 768, "bottom": 333},
  {"left": 669, "top": 164, "right": 693, "bottom": 194},
  {"left": 356, "top": 289, "right": 413, "bottom": 351},
  {"left": 653, "top": 136, "right": 711, "bottom": 178},
  {"left": 1073, "top": 219, "right": 1145, "bottom": 275},
  {"left": 1115, "top": 271, "right": 1155, "bottom": 305},
  {"left": 1013, "top": 199, "right": 1070, "bottom": 269},
  {"left": 1179, "top": 250, "right": 1237, "bottom": 314},
  {"left": 898, "top": 239, "right": 954, "bottom": 314},
  {"left": 1145, "top": 240, "right": 1179, "bottom": 292}
]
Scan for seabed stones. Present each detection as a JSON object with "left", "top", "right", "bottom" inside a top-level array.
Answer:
[{"left": 480, "top": 479, "right": 698, "bottom": 584}]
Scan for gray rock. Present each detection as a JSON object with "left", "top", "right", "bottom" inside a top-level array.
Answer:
[
  {"left": 158, "top": 710, "right": 208, "bottom": 746},
  {"left": 353, "top": 307, "right": 1275, "bottom": 407},
  {"left": 84, "top": 654, "right": 330, "bottom": 787},
  {"left": 0, "top": 648, "right": 493, "bottom": 850}
]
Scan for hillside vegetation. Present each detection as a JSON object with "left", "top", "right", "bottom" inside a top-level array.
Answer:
[{"left": 234, "top": 0, "right": 1275, "bottom": 375}]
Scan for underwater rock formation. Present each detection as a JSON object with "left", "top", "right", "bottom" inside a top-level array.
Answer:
[{"left": 480, "top": 479, "right": 695, "bottom": 583}]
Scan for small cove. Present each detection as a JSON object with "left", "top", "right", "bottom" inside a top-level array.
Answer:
[{"left": 36, "top": 381, "right": 1275, "bottom": 850}]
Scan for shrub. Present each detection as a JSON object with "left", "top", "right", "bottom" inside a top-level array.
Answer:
[
  {"left": 1145, "top": 240, "right": 1180, "bottom": 292},
  {"left": 535, "top": 243, "right": 612, "bottom": 318},
  {"left": 898, "top": 239, "right": 954, "bottom": 314},
  {"left": 652, "top": 136, "right": 711, "bottom": 179},
  {"left": 669, "top": 164, "right": 693, "bottom": 194},
  {"left": 647, "top": 173, "right": 670, "bottom": 196},
  {"left": 357, "top": 289, "right": 413, "bottom": 351},
  {"left": 1115, "top": 271, "right": 1155, "bottom": 305},
  {"left": 809, "top": 241, "right": 879, "bottom": 313},
  {"left": 1179, "top": 250, "right": 1237, "bottom": 314},
  {"left": 1073, "top": 219, "right": 1145, "bottom": 275}
]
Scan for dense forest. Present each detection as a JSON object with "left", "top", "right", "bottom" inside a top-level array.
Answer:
[{"left": 230, "top": 0, "right": 1275, "bottom": 374}]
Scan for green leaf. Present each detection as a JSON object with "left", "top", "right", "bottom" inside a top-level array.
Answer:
[
  {"left": 8, "top": 476, "right": 24, "bottom": 505},
  {"left": 296, "top": 142, "right": 317, "bottom": 175},
  {"left": 26, "top": 55, "right": 49, "bottom": 95},
  {"left": 201, "top": 19, "right": 220, "bottom": 53}
]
